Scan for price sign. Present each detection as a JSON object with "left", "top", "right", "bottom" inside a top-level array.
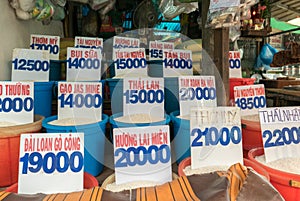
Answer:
[
  {"left": 58, "top": 82, "right": 102, "bottom": 122},
  {"left": 234, "top": 84, "right": 266, "bottom": 116},
  {"left": 114, "top": 48, "right": 148, "bottom": 77},
  {"left": 123, "top": 77, "right": 164, "bottom": 118},
  {"left": 11, "top": 48, "right": 50, "bottom": 81},
  {"left": 18, "top": 133, "right": 84, "bottom": 194},
  {"left": 163, "top": 49, "right": 193, "bottom": 77},
  {"left": 74, "top": 36, "right": 103, "bottom": 51},
  {"left": 0, "top": 81, "right": 34, "bottom": 125},
  {"left": 113, "top": 36, "right": 140, "bottom": 49},
  {"left": 66, "top": 47, "right": 102, "bottom": 81},
  {"left": 229, "top": 51, "right": 242, "bottom": 78},
  {"left": 30, "top": 34, "right": 60, "bottom": 60},
  {"left": 113, "top": 125, "right": 172, "bottom": 185},
  {"left": 190, "top": 107, "right": 243, "bottom": 169},
  {"left": 179, "top": 76, "right": 217, "bottom": 116},
  {"left": 149, "top": 41, "right": 174, "bottom": 60},
  {"left": 259, "top": 107, "right": 300, "bottom": 163}
]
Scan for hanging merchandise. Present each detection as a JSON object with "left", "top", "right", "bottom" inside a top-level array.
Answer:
[
  {"left": 206, "top": 0, "right": 240, "bottom": 29},
  {"left": 9, "top": 0, "right": 35, "bottom": 20},
  {"left": 159, "top": 0, "right": 198, "bottom": 20},
  {"left": 8, "top": 0, "right": 67, "bottom": 22},
  {"left": 255, "top": 43, "right": 278, "bottom": 70}
]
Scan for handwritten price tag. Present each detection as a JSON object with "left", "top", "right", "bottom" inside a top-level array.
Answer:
[
  {"left": 30, "top": 34, "right": 60, "bottom": 60},
  {"left": 113, "top": 125, "right": 172, "bottom": 185},
  {"left": 75, "top": 36, "right": 103, "bottom": 51},
  {"left": 190, "top": 107, "right": 243, "bottom": 169},
  {"left": 123, "top": 77, "right": 164, "bottom": 118},
  {"left": 18, "top": 133, "right": 84, "bottom": 194},
  {"left": 163, "top": 49, "right": 193, "bottom": 77},
  {"left": 149, "top": 41, "right": 174, "bottom": 60},
  {"left": 114, "top": 48, "right": 148, "bottom": 77},
  {"left": 11, "top": 48, "right": 50, "bottom": 81},
  {"left": 58, "top": 82, "right": 102, "bottom": 122},
  {"left": 179, "top": 76, "right": 217, "bottom": 116},
  {"left": 259, "top": 107, "right": 300, "bottom": 163},
  {"left": 66, "top": 47, "right": 102, "bottom": 81},
  {"left": 229, "top": 51, "right": 242, "bottom": 78},
  {"left": 234, "top": 84, "right": 266, "bottom": 116},
  {"left": 0, "top": 81, "right": 34, "bottom": 125}
]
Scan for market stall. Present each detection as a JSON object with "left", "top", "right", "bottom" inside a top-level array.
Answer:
[{"left": 0, "top": 0, "right": 299, "bottom": 200}]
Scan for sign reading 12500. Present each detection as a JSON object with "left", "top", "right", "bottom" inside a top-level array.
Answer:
[{"left": 12, "top": 58, "right": 49, "bottom": 72}]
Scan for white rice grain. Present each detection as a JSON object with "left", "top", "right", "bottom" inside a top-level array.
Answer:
[
  {"left": 183, "top": 165, "right": 229, "bottom": 176},
  {"left": 48, "top": 118, "right": 97, "bottom": 126},
  {"left": 255, "top": 155, "right": 300, "bottom": 175},
  {"left": 104, "top": 181, "right": 160, "bottom": 192},
  {"left": 114, "top": 113, "right": 164, "bottom": 123}
]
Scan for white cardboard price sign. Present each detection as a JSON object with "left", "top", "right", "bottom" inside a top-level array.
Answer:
[
  {"left": 179, "top": 76, "right": 217, "bottom": 116},
  {"left": 234, "top": 84, "right": 266, "bottom": 116},
  {"left": 123, "top": 77, "right": 164, "bottom": 119},
  {"left": 149, "top": 41, "right": 174, "bottom": 60},
  {"left": 113, "top": 36, "right": 140, "bottom": 49},
  {"left": 75, "top": 36, "right": 103, "bottom": 51},
  {"left": 259, "top": 107, "right": 300, "bottom": 163},
  {"left": 113, "top": 48, "right": 148, "bottom": 78},
  {"left": 11, "top": 48, "right": 50, "bottom": 82},
  {"left": 229, "top": 51, "right": 242, "bottom": 78},
  {"left": 113, "top": 125, "right": 172, "bottom": 185},
  {"left": 18, "top": 133, "right": 84, "bottom": 194},
  {"left": 58, "top": 82, "right": 102, "bottom": 122},
  {"left": 163, "top": 49, "right": 193, "bottom": 77},
  {"left": 0, "top": 81, "right": 34, "bottom": 125},
  {"left": 66, "top": 47, "right": 102, "bottom": 81},
  {"left": 30, "top": 34, "right": 60, "bottom": 60},
  {"left": 190, "top": 107, "right": 243, "bottom": 169}
]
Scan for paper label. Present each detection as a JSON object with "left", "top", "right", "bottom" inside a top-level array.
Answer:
[
  {"left": 0, "top": 81, "right": 34, "bottom": 125},
  {"left": 229, "top": 51, "right": 242, "bottom": 78},
  {"left": 11, "top": 48, "right": 50, "bottom": 82},
  {"left": 179, "top": 76, "right": 217, "bottom": 116},
  {"left": 113, "top": 125, "right": 172, "bottom": 185},
  {"left": 259, "top": 107, "right": 300, "bottom": 163},
  {"left": 190, "top": 107, "right": 243, "bottom": 169},
  {"left": 234, "top": 84, "right": 266, "bottom": 116},
  {"left": 123, "top": 77, "right": 164, "bottom": 118},
  {"left": 58, "top": 82, "right": 102, "bottom": 122},
  {"left": 163, "top": 49, "right": 193, "bottom": 77},
  {"left": 18, "top": 133, "right": 84, "bottom": 194},
  {"left": 30, "top": 34, "right": 60, "bottom": 60},
  {"left": 66, "top": 47, "right": 102, "bottom": 81}
]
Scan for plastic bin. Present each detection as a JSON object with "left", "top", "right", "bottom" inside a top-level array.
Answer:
[
  {"left": 42, "top": 114, "right": 109, "bottom": 176},
  {"left": 170, "top": 110, "right": 190, "bottom": 164},
  {"left": 229, "top": 78, "right": 255, "bottom": 100},
  {"left": 34, "top": 81, "right": 54, "bottom": 117},
  {"left": 0, "top": 115, "right": 44, "bottom": 187},
  {"left": 248, "top": 147, "right": 300, "bottom": 201}
]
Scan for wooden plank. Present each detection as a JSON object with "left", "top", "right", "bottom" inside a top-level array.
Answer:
[{"left": 214, "top": 28, "right": 230, "bottom": 106}]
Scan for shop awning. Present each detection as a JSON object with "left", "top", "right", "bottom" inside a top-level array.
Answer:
[{"left": 271, "top": 18, "right": 300, "bottom": 34}]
